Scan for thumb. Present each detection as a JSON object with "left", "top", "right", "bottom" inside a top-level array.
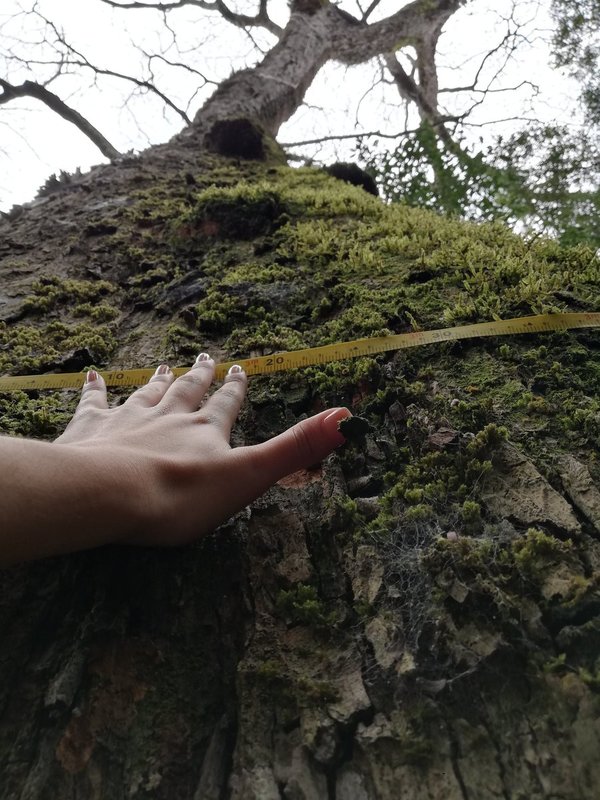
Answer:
[{"left": 245, "top": 407, "right": 351, "bottom": 487}]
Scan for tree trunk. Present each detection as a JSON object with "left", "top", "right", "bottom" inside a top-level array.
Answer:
[{"left": 2, "top": 26, "right": 600, "bottom": 800}]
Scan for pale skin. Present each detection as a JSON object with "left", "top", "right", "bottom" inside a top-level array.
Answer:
[{"left": 0, "top": 354, "right": 351, "bottom": 566}]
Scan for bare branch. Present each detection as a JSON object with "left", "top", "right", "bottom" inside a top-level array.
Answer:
[
  {"left": 35, "top": 12, "right": 193, "bottom": 125},
  {"left": 361, "top": 0, "right": 383, "bottom": 23},
  {"left": 280, "top": 128, "right": 420, "bottom": 147},
  {"left": 439, "top": 80, "right": 538, "bottom": 96},
  {"left": 99, "top": 0, "right": 284, "bottom": 36},
  {"left": 0, "top": 78, "right": 120, "bottom": 159}
]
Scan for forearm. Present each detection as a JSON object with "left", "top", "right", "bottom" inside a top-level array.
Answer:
[{"left": 0, "top": 435, "right": 145, "bottom": 565}]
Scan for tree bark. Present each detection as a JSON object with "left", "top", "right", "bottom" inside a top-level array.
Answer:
[{"left": 1, "top": 4, "right": 600, "bottom": 798}]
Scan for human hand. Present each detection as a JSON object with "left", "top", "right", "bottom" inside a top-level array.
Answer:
[{"left": 54, "top": 355, "right": 350, "bottom": 547}]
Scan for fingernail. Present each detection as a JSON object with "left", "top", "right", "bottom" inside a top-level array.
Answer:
[
  {"left": 193, "top": 352, "right": 212, "bottom": 367},
  {"left": 85, "top": 370, "right": 98, "bottom": 384},
  {"left": 228, "top": 364, "right": 244, "bottom": 375},
  {"left": 324, "top": 408, "right": 351, "bottom": 424},
  {"left": 154, "top": 364, "right": 171, "bottom": 376}
]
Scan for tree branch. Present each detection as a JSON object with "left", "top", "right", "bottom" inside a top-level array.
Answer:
[
  {"left": 0, "top": 78, "right": 120, "bottom": 160},
  {"left": 99, "top": 0, "right": 283, "bottom": 36},
  {"left": 383, "top": 52, "right": 457, "bottom": 147},
  {"left": 280, "top": 128, "right": 420, "bottom": 147},
  {"left": 331, "top": 0, "right": 464, "bottom": 65},
  {"left": 36, "top": 11, "right": 193, "bottom": 126},
  {"left": 188, "top": 0, "right": 465, "bottom": 140}
]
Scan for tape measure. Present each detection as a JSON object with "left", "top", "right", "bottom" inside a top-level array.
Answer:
[{"left": 0, "top": 312, "right": 599, "bottom": 392}]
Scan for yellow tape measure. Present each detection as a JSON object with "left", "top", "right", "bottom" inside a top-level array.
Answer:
[{"left": 1, "top": 312, "right": 599, "bottom": 392}]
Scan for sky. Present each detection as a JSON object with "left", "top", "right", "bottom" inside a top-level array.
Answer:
[{"left": 0, "top": 0, "right": 580, "bottom": 212}]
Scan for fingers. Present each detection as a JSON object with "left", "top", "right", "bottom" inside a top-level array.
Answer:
[
  {"left": 78, "top": 369, "right": 109, "bottom": 410},
  {"left": 125, "top": 355, "right": 215, "bottom": 411},
  {"left": 154, "top": 354, "right": 216, "bottom": 413},
  {"left": 195, "top": 365, "right": 247, "bottom": 437},
  {"left": 123, "top": 364, "right": 176, "bottom": 408},
  {"left": 55, "top": 370, "right": 109, "bottom": 440},
  {"left": 240, "top": 407, "right": 351, "bottom": 491}
]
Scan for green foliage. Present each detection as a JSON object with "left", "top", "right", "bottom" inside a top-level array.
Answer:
[
  {"left": 493, "top": 124, "right": 600, "bottom": 247},
  {"left": 359, "top": 123, "right": 525, "bottom": 223},
  {"left": 543, "top": 653, "right": 568, "bottom": 674},
  {"left": 361, "top": 122, "right": 600, "bottom": 247},
  {"left": 551, "top": 0, "right": 600, "bottom": 122}
]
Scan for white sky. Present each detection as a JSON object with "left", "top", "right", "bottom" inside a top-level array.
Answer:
[{"left": 0, "top": 0, "right": 580, "bottom": 211}]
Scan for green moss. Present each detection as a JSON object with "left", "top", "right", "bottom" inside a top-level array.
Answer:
[
  {"left": 21, "top": 276, "right": 117, "bottom": 315},
  {"left": 163, "top": 323, "right": 199, "bottom": 358},
  {"left": 543, "top": 653, "right": 568, "bottom": 674},
  {"left": 465, "top": 424, "right": 508, "bottom": 457},
  {"left": 295, "top": 677, "right": 340, "bottom": 705},
  {"left": 172, "top": 183, "right": 290, "bottom": 245},
  {"left": 244, "top": 659, "right": 340, "bottom": 708},
  {"left": 194, "top": 290, "right": 244, "bottom": 332},
  {"left": 252, "top": 659, "right": 286, "bottom": 683},
  {"left": 561, "top": 573, "right": 600, "bottom": 607},
  {"left": 366, "top": 418, "right": 507, "bottom": 541},
  {"left": 275, "top": 583, "right": 336, "bottom": 628},
  {"left": 220, "top": 262, "right": 296, "bottom": 285},
  {"left": 128, "top": 266, "right": 170, "bottom": 287},
  {"left": 0, "top": 320, "right": 118, "bottom": 374},
  {"left": 73, "top": 302, "right": 120, "bottom": 321},
  {"left": 225, "top": 320, "right": 305, "bottom": 355},
  {"left": 460, "top": 500, "right": 482, "bottom": 534},
  {"left": 404, "top": 503, "right": 434, "bottom": 522},
  {"left": 579, "top": 667, "right": 600, "bottom": 692},
  {"left": 302, "top": 358, "right": 380, "bottom": 398},
  {"left": 421, "top": 526, "right": 578, "bottom": 626},
  {"left": 405, "top": 488, "right": 425, "bottom": 504},
  {"left": 0, "top": 391, "right": 75, "bottom": 438},
  {"left": 512, "top": 528, "right": 573, "bottom": 577},
  {"left": 331, "top": 494, "right": 360, "bottom": 527}
]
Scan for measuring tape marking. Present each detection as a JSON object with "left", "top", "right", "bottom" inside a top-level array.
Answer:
[{"left": 1, "top": 312, "right": 599, "bottom": 392}]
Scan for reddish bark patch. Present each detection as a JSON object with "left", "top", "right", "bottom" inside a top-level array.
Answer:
[
  {"left": 198, "top": 219, "right": 220, "bottom": 237},
  {"left": 56, "top": 638, "right": 160, "bottom": 774},
  {"left": 427, "top": 427, "right": 459, "bottom": 450},
  {"left": 56, "top": 714, "right": 95, "bottom": 774},
  {"left": 278, "top": 466, "right": 323, "bottom": 489}
]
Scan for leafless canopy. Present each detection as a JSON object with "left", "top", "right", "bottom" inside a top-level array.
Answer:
[{"left": 0, "top": 0, "right": 545, "bottom": 166}]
